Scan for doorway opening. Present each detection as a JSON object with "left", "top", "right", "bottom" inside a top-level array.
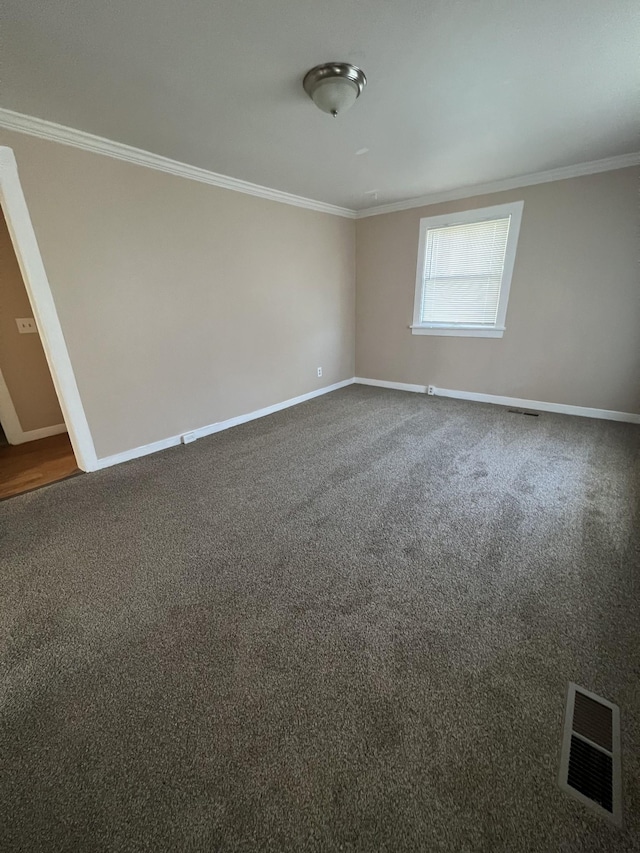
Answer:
[
  {"left": 0, "top": 204, "right": 79, "bottom": 498},
  {"left": 0, "top": 145, "right": 97, "bottom": 497}
]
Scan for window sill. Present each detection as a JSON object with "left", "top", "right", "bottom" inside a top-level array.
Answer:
[{"left": 410, "top": 325, "right": 505, "bottom": 338}]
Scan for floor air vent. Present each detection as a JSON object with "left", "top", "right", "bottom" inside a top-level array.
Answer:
[
  {"left": 559, "top": 683, "right": 622, "bottom": 826},
  {"left": 508, "top": 409, "right": 539, "bottom": 417}
]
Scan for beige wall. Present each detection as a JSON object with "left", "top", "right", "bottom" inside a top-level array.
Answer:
[
  {"left": 0, "top": 130, "right": 356, "bottom": 459},
  {"left": 0, "top": 126, "right": 636, "bottom": 466},
  {"left": 0, "top": 208, "right": 64, "bottom": 433},
  {"left": 356, "top": 167, "right": 640, "bottom": 413}
]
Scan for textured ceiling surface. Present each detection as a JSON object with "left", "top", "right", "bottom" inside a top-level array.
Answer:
[{"left": 1, "top": 0, "right": 638, "bottom": 209}]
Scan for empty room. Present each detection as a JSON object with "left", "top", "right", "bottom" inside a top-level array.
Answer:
[{"left": 0, "top": 1, "right": 638, "bottom": 850}]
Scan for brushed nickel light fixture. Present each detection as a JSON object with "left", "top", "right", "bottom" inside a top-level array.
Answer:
[{"left": 303, "top": 63, "right": 367, "bottom": 117}]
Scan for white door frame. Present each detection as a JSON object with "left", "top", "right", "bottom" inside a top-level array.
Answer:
[{"left": 0, "top": 146, "right": 97, "bottom": 471}]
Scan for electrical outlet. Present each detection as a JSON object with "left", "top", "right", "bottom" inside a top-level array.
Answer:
[
  {"left": 427, "top": 385, "right": 435, "bottom": 395},
  {"left": 16, "top": 318, "right": 37, "bottom": 334},
  {"left": 317, "top": 367, "right": 322, "bottom": 378}
]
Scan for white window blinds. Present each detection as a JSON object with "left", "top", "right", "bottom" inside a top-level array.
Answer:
[{"left": 419, "top": 216, "right": 512, "bottom": 326}]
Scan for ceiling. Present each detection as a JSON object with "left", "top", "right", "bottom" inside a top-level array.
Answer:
[{"left": 2, "top": 0, "right": 638, "bottom": 210}]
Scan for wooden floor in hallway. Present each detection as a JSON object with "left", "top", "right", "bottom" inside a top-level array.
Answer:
[{"left": 0, "top": 433, "right": 80, "bottom": 500}]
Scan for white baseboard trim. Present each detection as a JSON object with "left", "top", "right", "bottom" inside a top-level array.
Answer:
[
  {"left": 431, "top": 386, "right": 640, "bottom": 424},
  {"left": 354, "top": 377, "right": 427, "bottom": 394},
  {"left": 9, "top": 422, "right": 67, "bottom": 444},
  {"left": 354, "top": 377, "right": 640, "bottom": 424},
  {"left": 94, "top": 378, "right": 355, "bottom": 470}
]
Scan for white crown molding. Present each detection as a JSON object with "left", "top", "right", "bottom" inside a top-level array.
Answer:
[
  {"left": 1, "top": 107, "right": 637, "bottom": 221},
  {"left": 355, "top": 151, "right": 640, "bottom": 218},
  {"left": 0, "top": 108, "right": 356, "bottom": 219}
]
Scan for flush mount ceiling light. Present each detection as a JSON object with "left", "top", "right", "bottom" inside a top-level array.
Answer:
[{"left": 303, "top": 62, "right": 367, "bottom": 117}]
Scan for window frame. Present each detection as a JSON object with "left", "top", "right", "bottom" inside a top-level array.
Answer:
[{"left": 411, "top": 200, "right": 524, "bottom": 338}]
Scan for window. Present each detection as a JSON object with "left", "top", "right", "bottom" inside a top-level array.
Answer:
[{"left": 411, "top": 201, "right": 523, "bottom": 338}]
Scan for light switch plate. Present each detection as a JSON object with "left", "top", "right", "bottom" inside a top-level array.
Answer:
[{"left": 16, "top": 318, "right": 37, "bottom": 334}]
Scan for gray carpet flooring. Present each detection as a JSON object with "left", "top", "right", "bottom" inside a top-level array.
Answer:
[{"left": 1, "top": 385, "right": 639, "bottom": 852}]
